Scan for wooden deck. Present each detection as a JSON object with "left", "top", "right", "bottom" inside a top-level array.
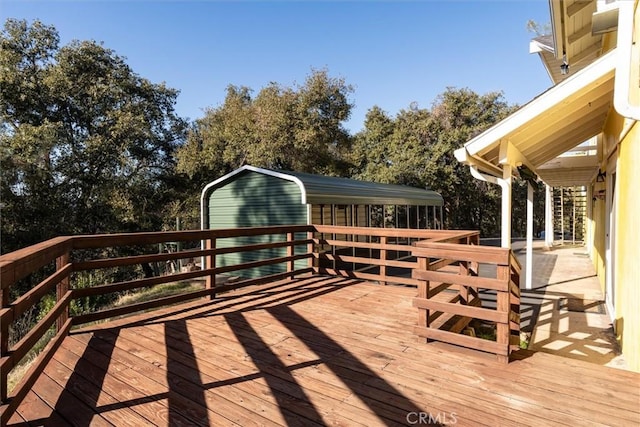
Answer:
[{"left": 7, "top": 276, "right": 640, "bottom": 427}]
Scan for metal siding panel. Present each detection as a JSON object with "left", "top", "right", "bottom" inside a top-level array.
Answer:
[
  {"left": 203, "top": 167, "right": 446, "bottom": 277},
  {"left": 208, "top": 171, "right": 306, "bottom": 278}
]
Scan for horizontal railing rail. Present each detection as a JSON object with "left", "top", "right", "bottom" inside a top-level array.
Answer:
[
  {"left": 0, "top": 225, "right": 313, "bottom": 425},
  {"left": 0, "top": 224, "right": 519, "bottom": 424},
  {"left": 411, "top": 240, "right": 521, "bottom": 364},
  {"left": 312, "top": 225, "right": 479, "bottom": 286}
]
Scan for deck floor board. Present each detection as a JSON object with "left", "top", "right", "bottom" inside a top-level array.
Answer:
[{"left": 10, "top": 276, "right": 640, "bottom": 427}]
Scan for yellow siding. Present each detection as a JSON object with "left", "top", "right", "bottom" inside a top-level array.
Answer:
[
  {"left": 615, "top": 121, "right": 640, "bottom": 372},
  {"left": 590, "top": 182, "right": 607, "bottom": 291}
]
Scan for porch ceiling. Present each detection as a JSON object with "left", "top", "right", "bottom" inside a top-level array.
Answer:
[
  {"left": 455, "top": 49, "right": 615, "bottom": 187},
  {"left": 536, "top": 151, "right": 600, "bottom": 187}
]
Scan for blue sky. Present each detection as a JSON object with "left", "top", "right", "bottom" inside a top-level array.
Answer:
[{"left": 2, "top": 1, "right": 552, "bottom": 133}]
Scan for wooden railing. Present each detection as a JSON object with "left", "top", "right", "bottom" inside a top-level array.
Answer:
[
  {"left": 0, "top": 225, "right": 519, "bottom": 423},
  {"left": 0, "top": 225, "right": 313, "bottom": 425},
  {"left": 411, "top": 241, "right": 521, "bottom": 364},
  {"left": 312, "top": 225, "right": 479, "bottom": 286}
]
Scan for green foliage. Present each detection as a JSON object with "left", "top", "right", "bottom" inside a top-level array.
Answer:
[
  {"left": 1, "top": 19, "right": 193, "bottom": 344},
  {"left": 175, "top": 69, "right": 355, "bottom": 223},
  {"left": 176, "top": 68, "right": 354, "bottom": 180},
  {"left": 526, "top": 20, "right": 552, "bottom": 36},
  {"left": 351, "top": 88, "right": 518, "bottom": 235},
  {"left": 1, "top": 19, "right": 188, "bottom": 253}
]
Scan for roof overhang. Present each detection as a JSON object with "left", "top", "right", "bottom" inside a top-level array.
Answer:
[
  {"left": 546, "top": 0, "right": 604, "bottom": 84},
  {"left": 529, "top": 35, "right": 565, "bottom": 83},
  {"left": 455, "top": 48, "right": 615, "bottom": 186}
]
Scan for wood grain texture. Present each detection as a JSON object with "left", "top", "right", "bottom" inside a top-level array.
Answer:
[{"left": 8, "top": 277, "right": 639, "bottom": 427}]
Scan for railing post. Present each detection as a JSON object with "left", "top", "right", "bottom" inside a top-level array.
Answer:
[
  {"left": 205, "top": 238, "right": 216, "bottom": 299},
  {"left": 287, "top": 232, "right": 294, "bottom": 279},
  {"left": 497, "top": 264, "right": 510, "bottom": 364},
  {"left": 509, "top": 258, "right": 521, "bottom": 353},
  {"left": 331, "top": 205, "right": 336, "bottom": 271},
  {"left": 467, "top": 235, "right": 480, "bottom": 288},
  {"left": 1, "top": 287, "right": 8, "bottom": 357},
  {"left": 1, "top": 275, "right": 9, "bottom": 402},
  {"left": 307, "top": 230, "right": 316, "bottom": 273},
  {"left": 459, "top": 261, "right": 469, "bottom": 305},
  {"left": 417, "top": 255, "right": 431, "bottom": 343},
  {"left": 55, "top": 252, "right": 70, "bottom": 332},
  {"left": 380, "top": 236, "right": 387, "bottom": 286}
]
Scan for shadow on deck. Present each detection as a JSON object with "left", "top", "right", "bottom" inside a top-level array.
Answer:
[
  {"left": 9, "top": 276, "right": 640, "bottom": 427},
  {"left": 513, "top": 243, "right": 626, "bottom": 369}
]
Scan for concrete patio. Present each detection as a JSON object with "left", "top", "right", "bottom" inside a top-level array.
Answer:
[{"left": 514, "top": 242, "right": 627, "bottom": 370}]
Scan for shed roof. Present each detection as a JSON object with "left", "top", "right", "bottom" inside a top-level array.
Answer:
[{"left": 202, "top": 165, "right": 443, "bottom": 206}]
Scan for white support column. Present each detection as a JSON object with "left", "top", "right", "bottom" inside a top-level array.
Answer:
[
  {"left": 501, "top": 164, "right": 513, "bottom": 249},
  {"left": 526, "top": 183, "right": 534, "bottom": 290},
  {"left": 545, "top": 184, "right": 554, "bottom": 248},
  {"left": 560, "top": 188, "right": 565, "bottom": 245},
  {"left": 586, "top": 185, "right": 593, "bottom": 256}
]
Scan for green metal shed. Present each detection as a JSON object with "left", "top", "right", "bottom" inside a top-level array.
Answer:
[{"left": 201, "top": 165, "right": 444, "bottom": 278}]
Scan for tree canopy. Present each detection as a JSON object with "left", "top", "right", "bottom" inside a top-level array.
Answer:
[
  {"left": 0, "top": 19, "right": 187, "bottom": 252},
  {"left": 176, "top": 69, "right": 354, "bottom": 182},
  {"left": 351, "top": 88, "right": 522, "bottom": 235}
]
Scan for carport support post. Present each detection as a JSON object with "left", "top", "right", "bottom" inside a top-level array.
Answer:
[
  {"left": 526, "top": 183, "right": 534, "bottom": 290},
  {"left": 425, "top": 204, "right": 429, "bottom": 228},
  {"left": 501, "top": 164, "right": 513, "bottom": 249}
]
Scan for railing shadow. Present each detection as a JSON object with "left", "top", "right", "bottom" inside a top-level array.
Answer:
[
  {"left": 46, "top": 276, "right": 446, "bottom": 425},
  {"left": 224, "top": 311, "right": 326, "bottom": 424},
  {"left": 513, "top": 248, "right": 621, "bottom": 366},
  {"left": 32, "top": 277, "right": 357, "bottom": 425},
  {"left": 266, "top": 304, "right": 438, "bottom": 425},
  {"left": 48, "top": 330, "right": 119, "bottom": 425},
  {"left": 166, "top": 320, "right": 210, "bottom": 426},
  {"left": 115, "top": 274, "right": 347, "bottom": 329},
  {"left": 526, "top": 292, "right": 620, "bottom": 365}
]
